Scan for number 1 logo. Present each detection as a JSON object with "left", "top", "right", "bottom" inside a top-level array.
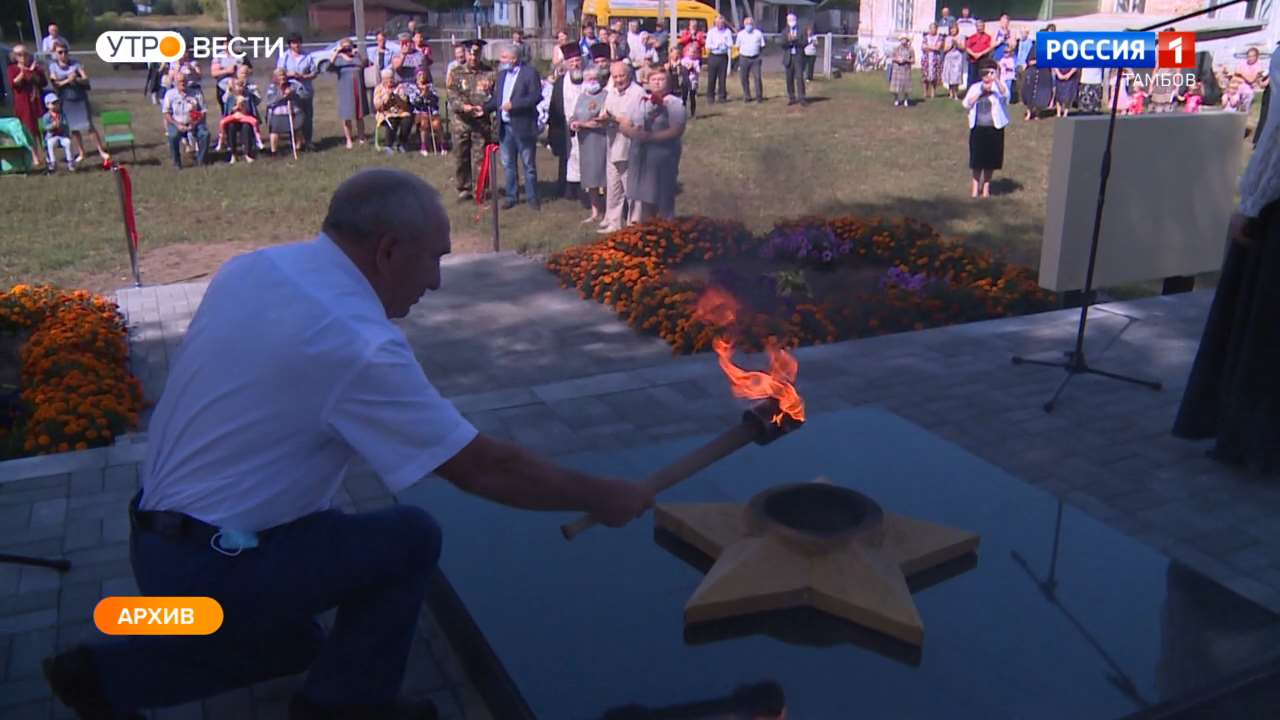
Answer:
[{"left": 1157, "top": 32, "right": 1196, "bottom": 68}]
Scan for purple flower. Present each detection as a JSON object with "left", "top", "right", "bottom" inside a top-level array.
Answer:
[{"left": 821, "top": 250, "right": 834, "bottom": 263}]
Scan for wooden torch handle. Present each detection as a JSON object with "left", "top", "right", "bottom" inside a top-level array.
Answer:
[{"left": 560, "top": 420, "right": 760, "bottom": 541}]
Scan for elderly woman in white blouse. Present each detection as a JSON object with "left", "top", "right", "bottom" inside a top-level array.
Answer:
[
  {"left": 1173, "top": 45, "right": 1280, "bottom": 474},
  {"left": 962, "top": 60, "right": 1009, "bottom": 199}
]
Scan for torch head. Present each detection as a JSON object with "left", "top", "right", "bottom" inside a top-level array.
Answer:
[{"left": 744, "top": 399, "right": 804, "bottom": 445}]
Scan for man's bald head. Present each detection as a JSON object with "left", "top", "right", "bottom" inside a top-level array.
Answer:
[
  {"left": 323, "top": 169, "right": 451, "bottom": 318},
  {"left": 323, "top": 168, "right": 443, "bottom": 248}
]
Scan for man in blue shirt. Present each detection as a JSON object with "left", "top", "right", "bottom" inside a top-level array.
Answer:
[{"left": 485, "top": 45, "right": 543, "bottom": 210}]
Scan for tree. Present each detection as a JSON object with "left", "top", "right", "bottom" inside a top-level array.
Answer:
[{"left": 239, "top": 0, "right": 304, "bottom": 22}]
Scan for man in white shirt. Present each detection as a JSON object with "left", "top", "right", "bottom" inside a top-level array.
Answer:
[
  {"left": 41, "top": 169, "right": 652, "bottom": 720},
  {"left": 161, "top": 74, "right": 209, "bottom": 168},
  {"left": 600, "top": 61, "right": 647, "bottom": 232},
  {"left": 705, "top": 15, "right": 734, "bottom": 103},
  {"left": 956, "top": 6, "right": 978, "bottom": 39},
  {"left": 41, "top": 23, "right": 66, "bottom": 59},
  {"left": 627, "top": 20, "right": 647, "bottom": 66},
  {"left": 735, "top": 16, "right": 766, "bottom": 102}
]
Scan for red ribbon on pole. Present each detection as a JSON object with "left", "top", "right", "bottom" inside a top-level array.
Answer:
[
  {"left": 106, "top": 159, "right": 142, "bottom": 287},
  {"left": 107, "top": 160, "right": 140, "bottom": 253},
  {"left": 474, "top": 142, "right": 500, "bottom": 207}
]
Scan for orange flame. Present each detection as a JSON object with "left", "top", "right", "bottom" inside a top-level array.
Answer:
[{"left": 694, "top": 287, "right": 806, "bottom": 426}]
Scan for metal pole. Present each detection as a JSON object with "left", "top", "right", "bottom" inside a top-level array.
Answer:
[
  {"left": 225, "top": 0, "right": 241, "bottom": 37},
  {"left": 823, "top": 31, "right": 832, "bottom": 78},
  {"left": 27, "top": 0, "right": 42, "bottom": 59},
  {"left": 354, "top": 0, "right": 367, "bottom": 123},
  {"left": 112, "top": 167, "right": 142, "bottom": 288}
]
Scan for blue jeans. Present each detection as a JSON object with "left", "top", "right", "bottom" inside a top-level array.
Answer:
[
  {"left": 500, "top": 127, "right": 538, "bottom": 205},
  {"left": 166, "top": 124, "right": 209, "bottom": 168},
  {"left": 90, "top": 496, "right": 442, "bottom": 713}
]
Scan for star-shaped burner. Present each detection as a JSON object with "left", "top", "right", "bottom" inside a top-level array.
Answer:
[{"left": 655, "top": 481, "right": 981, "bottom": 646}]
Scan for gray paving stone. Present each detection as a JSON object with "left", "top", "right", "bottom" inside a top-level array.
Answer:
[
  {"left": 0, "top": 590, "right": 58, "bottom": 621},
  {"left": 1, "top": 700, "right": 52, "bottom": 719},
  {"left": 30, "top": 498, "right": 67, "bottom": 528},
  {"left": 0, "top": 487, "right": 69, "bottom": 507},
  {"left": 59, "top": 582, "right": 103, "bottom": 625},
  {"left": 546, "top": 396, "right": 627, "bottom": 431},
  {"left": 531, "top": 370, "right": 652, "bottom": 404},
  {"left": 1189, "top": 526, "right": 1264, "bottom": 556},
  {"left": 0, "top": 565, "right": 18, "bottom": 595},
  {"left": 102, "top": 465, "right": 138, "bottom": 494},
  {"left": 0, "top": 523, "right": 66, "bottom": 551},
  {"left": 1, "top": 475, "right": 68, "bottom": 492},
  {"left": 6, "top": 628, "right": 55, "bottom": 679},
  {"left": 100, "top": 513, "right": 131, "bottom": 546},
  {"left": 1223, "top": 545, "right": 1280, "bottom": 574},
  {"left": 0, "top": 609, "right": 58, "bottom": 634},
  {"left": 63, "top": 519, "right": 103, "bottom": 552},
  {"left": 16, "top": 567, "right": 61, "bottom": 595},
  {"left": 62, "top": 554, "right": 130, "bottom": 585},
  {"left": 0, "top": 504, "right": 31, "bottom": 530},
  {"left": 101, "top": 576, "right": 139, "bottom": 597}
]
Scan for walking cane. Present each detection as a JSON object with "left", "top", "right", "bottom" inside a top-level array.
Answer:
[{"left": 287, "top": 100, "right": 299, "bottom": 160}]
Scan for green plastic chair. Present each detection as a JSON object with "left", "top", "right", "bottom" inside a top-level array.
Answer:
[{"left": 100, "top": 110, "right": 137, "bottom": 162}]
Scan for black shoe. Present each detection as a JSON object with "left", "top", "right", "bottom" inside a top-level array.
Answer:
[
  {"left": 799, "top": 99, "right": 810, "bottom": 107},
  {"left": 501, "top": 199, "right": 519, "bottom": 210},
  {"left": 787, "top": 99, "right": 797, "bottom": 106},
  {"left": 289, "top": 694, "right": 438, "bottom": 720},
  {"left": 743, "top": 96, "right": 754, "bottom": 103},
  {"left": 43, "top": 646, "right": 144, "bottom": 720},
  {"left": 457, "top": 190, "right": 473, "bottom": 202}
]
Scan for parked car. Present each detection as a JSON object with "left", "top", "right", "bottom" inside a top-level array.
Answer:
[{"left": 310, "top": 36, "right": 401, "bottom": 74}]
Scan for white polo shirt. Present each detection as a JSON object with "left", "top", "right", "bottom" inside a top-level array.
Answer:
[{"left": 139, "top": 234, "right": 478, "bottom": 532}]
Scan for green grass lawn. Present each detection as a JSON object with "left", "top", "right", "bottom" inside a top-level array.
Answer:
[{"left": 0, "top": 70, "right": 1248, "bottom": 293}]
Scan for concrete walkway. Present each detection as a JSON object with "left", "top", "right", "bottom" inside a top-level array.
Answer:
[{"left": 4, "top": 251, "right": 1280, "bottom": 720}]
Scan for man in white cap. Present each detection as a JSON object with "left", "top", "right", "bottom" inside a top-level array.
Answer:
[{"left": 41, "top": 92, "right": 76, "bottom": 173}]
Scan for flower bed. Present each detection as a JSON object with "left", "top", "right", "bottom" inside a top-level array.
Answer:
[
  {"left": 0, "top": 285, "right": 144, "bottom": 459},
  {"left": 546, "top": 215, "right": 1058, "bottom": 354}
]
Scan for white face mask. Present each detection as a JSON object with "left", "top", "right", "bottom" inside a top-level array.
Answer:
[{"left": 745, "top": 23, "right": 754, "bottom": 31}]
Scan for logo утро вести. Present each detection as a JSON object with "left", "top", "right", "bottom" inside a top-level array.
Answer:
[
  {"left": 96, "top": 31, "right": 284, "bottom": 63},
  {"left": 1037, "top": 31, "right": 1196, "bottom": 69}
]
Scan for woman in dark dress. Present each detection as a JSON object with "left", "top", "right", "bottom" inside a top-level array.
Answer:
[
  {"left": 7, "top": 44, "right": 46, "bottom": 170},
  {"left": 1020, "top": 42, "right": 1055, "bottom": 120},
  {"left": 1172, "top": 47, "right": 1280, "bottom": 473}
]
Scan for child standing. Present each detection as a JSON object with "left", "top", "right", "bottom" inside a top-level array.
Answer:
[
  {"left": 681, "top": 41, "right": 701, "bottom": 118},
  {"left": 1129, "top": 82, "right": 1147, "bottom": 115},
  {"left": 41, "top": 92, "right": 75, "bottom": 173},
  {"left": 1179, "top": 81, "right": 1203, "bottom": 113},
  {"left": 1224, "top": 77, "right": 1245, "bottom": 111},
  {"left": 999, "top": 40, "right": 1018, "bottom": 103}
]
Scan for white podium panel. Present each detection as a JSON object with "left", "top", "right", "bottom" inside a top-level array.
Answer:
[{"left": 1040, "top": 111, "right": 1247, "bottom": 292}]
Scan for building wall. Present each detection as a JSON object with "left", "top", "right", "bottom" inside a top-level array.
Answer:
[{"left": 310, "top": 5, "right": 352, "bottom": 33}]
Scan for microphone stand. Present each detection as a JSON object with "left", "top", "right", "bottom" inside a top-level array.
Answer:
[{"left": 1011, "top": 0, "right": 1248, "bottom": 412}]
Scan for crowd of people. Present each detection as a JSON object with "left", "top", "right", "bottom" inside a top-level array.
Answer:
[
  {"left": 900, "top": 8, "right": 1270, "bottom": 118},
  {"left": 884, "top": 7, "right": 1274, "bottom": 198}
]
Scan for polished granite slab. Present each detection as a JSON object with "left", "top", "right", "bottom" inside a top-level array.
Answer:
[{"left": 402, "top": 407, "right": 1280, "bottom": 719}]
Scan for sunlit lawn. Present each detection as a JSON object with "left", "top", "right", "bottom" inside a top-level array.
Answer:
[{"left": 0, "top": 69, "right": 1246, "bottom": 293}]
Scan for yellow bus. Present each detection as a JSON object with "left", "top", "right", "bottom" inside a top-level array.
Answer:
[
  {"left": 581, "top": 0, "right": 733, "bottom": 58},
  {"left": 581, "top": 0, "right": 719, "bottom": 34}
]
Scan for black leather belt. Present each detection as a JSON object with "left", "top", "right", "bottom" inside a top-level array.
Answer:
[{"left": 129, "top": 491, "right": 220, "bottom": 544}]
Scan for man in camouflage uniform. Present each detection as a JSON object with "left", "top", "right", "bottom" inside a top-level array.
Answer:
[{"left": 448, "top": 40, "right": 495, "bottom": 201}]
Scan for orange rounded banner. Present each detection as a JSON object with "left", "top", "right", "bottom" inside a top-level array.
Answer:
[{"left": 94, "top": 597, "right": 224, "bottom": 635}]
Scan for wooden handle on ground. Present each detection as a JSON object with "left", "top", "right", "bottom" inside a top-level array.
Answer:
[{"left": 560, "top": 421, "right": 760, "bottom": 541}]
